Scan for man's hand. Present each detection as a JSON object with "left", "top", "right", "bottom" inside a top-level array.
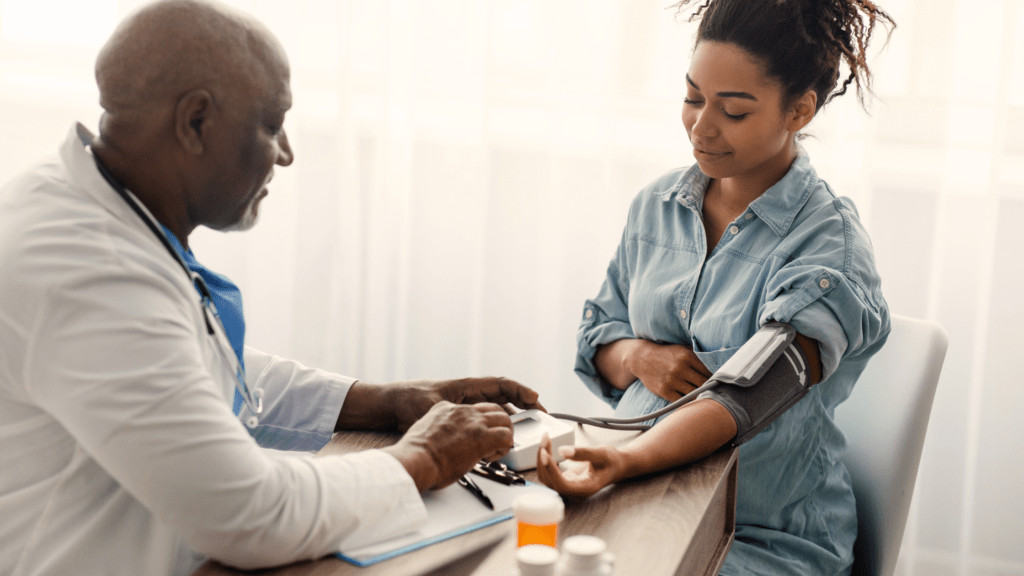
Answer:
[
  {"left": 382, "top": 401, "right": 514, "bottom": 491},
  {"left": 336, "top": 377, "right": 544, "bottom": 433},
  {"left": 626, "top": 341, "right": 711, "bottom": 401},
  {"left": 389, "top": 377, "right": 544, "bottom": 432}
]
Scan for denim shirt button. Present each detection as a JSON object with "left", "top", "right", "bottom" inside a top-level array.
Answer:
[
  {"left": 679, "top": 309, "right": 687, "bottom": 319},
  {"left": 729, "top": 225, "right": 739, "bottom": 235},
  {"left": 819, "top": 278, "right": 831, "bottom": 289}
]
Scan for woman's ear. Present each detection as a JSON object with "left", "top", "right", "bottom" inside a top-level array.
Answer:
[
  {"left": 174, "top": 89, "right": 214, "bottom": 155},
  {"left": 787, "top": 90, "right": 817, "bottom": 133}
]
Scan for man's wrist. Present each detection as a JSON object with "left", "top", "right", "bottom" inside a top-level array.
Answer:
[
  {"left": 335, "top": 381, "right": 396, "bottom": 431},
  {"left": 382, "top": 442, "right": 440, "bottom": 492}
]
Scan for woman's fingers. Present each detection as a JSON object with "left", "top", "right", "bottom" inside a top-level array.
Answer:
[{"left": 536, "top": 435, "right": 569, "bottom": 490}]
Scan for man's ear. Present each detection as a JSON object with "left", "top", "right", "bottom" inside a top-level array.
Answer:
[
  {"left": 787, "top": 90, "right": 817, "bottom": 133},
  {"left": 175, "top": 89, "right": 214, "bottom": 155}
]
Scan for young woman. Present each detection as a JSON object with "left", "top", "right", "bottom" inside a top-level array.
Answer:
[{"left": 537, "top": 0, "right": 894, "bottom": 574}]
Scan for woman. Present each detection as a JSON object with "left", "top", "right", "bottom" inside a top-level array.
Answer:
[{"left": 537, "top": 0, "right": 893, "bottom": 574}]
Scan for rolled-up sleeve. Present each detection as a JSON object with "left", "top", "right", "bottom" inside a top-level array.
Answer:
[
  {"left": 576, "top": 234, "right": 636, "bottom": 408},
  {"left": 242, "top": 348, "right": 354, "bottom": 451},
  {"left": 758, "top": 199, "right": 889, "bottom": 380}
]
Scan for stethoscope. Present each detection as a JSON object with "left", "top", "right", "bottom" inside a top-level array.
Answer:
[{"left": 85, "top": 136, "right": 265, "bottom": 428}]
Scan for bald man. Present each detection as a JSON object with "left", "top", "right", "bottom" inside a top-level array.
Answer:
[{"left": 0, "top": 1, "right": 542, "bottom": 575}]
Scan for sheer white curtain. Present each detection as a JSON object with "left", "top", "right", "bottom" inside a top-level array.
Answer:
[{"left": 2, "top": 0, "right": 1022, "bottom": 573}]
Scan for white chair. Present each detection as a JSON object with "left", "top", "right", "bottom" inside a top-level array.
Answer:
[{"left": 834, "top": 315, "right": 949, "bottom": 576}]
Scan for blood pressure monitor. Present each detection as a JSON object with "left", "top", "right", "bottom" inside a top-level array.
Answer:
[{"left": 498, "top": 409, "right": 575, "bottom": 471}]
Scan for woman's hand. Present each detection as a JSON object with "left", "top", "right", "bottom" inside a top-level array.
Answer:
[
  {"left": 535, "top": 434, "right": 626, "bottom": 499},
  {"left": 627, "top": 341, "right": 712, "bottom": 401}
]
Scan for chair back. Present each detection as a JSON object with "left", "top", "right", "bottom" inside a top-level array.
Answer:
[{"left": 834, "top": 315, "right": 948, "bottom": 576}]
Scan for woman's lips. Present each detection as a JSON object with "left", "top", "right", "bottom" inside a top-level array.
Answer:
[{"left": 693, "top": 147, "right": 731, "bottom": 162}]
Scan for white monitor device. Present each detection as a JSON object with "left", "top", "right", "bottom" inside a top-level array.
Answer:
[{"left": 497, "top": 409, "right": 575, "bottom": 472}]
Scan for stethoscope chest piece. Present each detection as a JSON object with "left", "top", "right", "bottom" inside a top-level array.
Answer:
[{"left": 245, "top": 388, "right": 265, "bottom": 428}]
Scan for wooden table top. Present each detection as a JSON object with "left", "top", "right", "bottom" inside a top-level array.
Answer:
[{"left": 193, "top": 426, "right": 737, "bottom": 576}]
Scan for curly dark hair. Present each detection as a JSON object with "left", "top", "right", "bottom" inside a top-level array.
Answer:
[{"left": 675, "top": 0, "right": 894, "bottom": 112}]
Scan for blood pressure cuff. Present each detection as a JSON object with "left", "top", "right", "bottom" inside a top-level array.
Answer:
[{"left": 699, "top": 322, "right": 811, "bottom": 446}]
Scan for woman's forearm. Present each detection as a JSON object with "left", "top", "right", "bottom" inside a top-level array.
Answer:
[
  {"left": 607, "top": 333, "right": 820, "bottom": 479},
  {"left": 613, "top": 398, "right": 737, "bottom": 481},
  {"left": 594, "top": 339, "right": 645, "bottom": 391}
]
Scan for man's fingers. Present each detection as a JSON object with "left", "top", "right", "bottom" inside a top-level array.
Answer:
[
  {"left": 479, "top": 426, "right": 514, "bottom": 456},
  {"left": 479, "top": 378, "right": 544, "bottom": 412},
  {"left": 481, "top": 412, "right": 514, "bottom": 431},
  {"left": 499, "top": 379, "right": 546, "bottom": 412},
  {"left": 440, "top": 377, "right": 547, "bottom": 413},
  {"left": 475, "top": 403, "right": 515, "bottom": 429}
]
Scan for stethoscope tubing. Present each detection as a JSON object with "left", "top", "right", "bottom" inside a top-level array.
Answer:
[
  {"left": 549, "top": 379, "right": 718, "bottom": 431},
  {"left": 87, "top": 143, "right": 264, "bottom": 427}
]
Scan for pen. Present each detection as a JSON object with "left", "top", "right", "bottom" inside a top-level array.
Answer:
[{"left": 458, "top": 474, "right": 494, "bottom": 510}]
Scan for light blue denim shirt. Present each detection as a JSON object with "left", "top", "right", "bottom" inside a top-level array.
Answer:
[{"left": 575, "top": 151, "right": 890, "bottom": 575}]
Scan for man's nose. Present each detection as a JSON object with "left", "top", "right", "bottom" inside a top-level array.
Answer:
[{"left": 276, "top": 129, "right": 294, "bottom": 167}]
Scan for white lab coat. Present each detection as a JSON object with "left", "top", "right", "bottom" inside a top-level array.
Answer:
[{"left": 0, "top": 124, "right": 427, "bottom": 576}]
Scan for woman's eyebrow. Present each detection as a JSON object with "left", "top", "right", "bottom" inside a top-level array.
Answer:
[{"left": 685, "top": 74, "right": 758, "bottom": 101}]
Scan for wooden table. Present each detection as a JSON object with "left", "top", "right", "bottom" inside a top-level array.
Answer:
[{"left": 194, "top": 426, "right": 737, "bottom": 576}]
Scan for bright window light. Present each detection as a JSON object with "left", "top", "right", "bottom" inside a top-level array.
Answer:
[{"left": 1, "top": 0, "right": 117, "bottom": 47}]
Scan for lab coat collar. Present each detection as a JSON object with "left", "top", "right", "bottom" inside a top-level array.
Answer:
[{"left": 60, "top": 123, "right": 168, "bottom": 250}]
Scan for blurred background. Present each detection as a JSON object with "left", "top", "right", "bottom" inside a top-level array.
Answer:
[{"left": 1, "top": 0, "right": 1021, "bottom": 574}]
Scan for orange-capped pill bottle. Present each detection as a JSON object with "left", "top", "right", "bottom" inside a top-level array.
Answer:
[{"left": 512, "top": 493, "right": 564, "bottom": 548}]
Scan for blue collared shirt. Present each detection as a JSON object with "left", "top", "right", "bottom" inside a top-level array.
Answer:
[
  {"left": 161, "top": 225, "right": 247, "bottom": 415},
  {"left": 575, "top": 151, "right": 890, "bottom": 575}
]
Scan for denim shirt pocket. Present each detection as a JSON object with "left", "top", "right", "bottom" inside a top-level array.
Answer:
[{"left": 693, "top": 345, "right": 742, "bottom": 374}]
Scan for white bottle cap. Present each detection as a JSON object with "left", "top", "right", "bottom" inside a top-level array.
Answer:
[
  {"left": 562, "top": 535, "right": 607, "bottom": 572},
  {"left": 512, "top": 493, "right": 565, "bottom": 525},
  {"left": 516, "top": 544, "right": 560, "bottom": 576}
]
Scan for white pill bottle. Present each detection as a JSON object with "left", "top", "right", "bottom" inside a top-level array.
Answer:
[
  {"left": 558, "top": 535, "right": 615, "bottom": 576},
  {"left": 511, "top": 535, "right": 615, "bottom": 576}
]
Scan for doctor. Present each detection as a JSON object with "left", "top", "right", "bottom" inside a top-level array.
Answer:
[{"left": 0, "top": 1, "right": 542, "bottom": 575}]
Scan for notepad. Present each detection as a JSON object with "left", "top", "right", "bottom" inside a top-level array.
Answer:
[{"left": 336, "top": 477, "right": 557, "bottom": 566}]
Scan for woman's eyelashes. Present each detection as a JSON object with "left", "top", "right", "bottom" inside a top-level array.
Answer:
[{"left": 684, "top": 97, "right": 749, "bottom": 121}]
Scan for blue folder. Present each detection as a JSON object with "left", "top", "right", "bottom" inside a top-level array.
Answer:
[{"left": 337, "top": 477, "right": 557, "bottom": 566}]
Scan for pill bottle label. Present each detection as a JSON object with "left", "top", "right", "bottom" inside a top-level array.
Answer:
[{"left": 517, "top": 520, "right": 558, "bottom": 548}]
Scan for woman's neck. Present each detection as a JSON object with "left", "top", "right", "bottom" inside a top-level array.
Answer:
[{"left": 715, "top": 140, "right": 798, "bottom": 211}]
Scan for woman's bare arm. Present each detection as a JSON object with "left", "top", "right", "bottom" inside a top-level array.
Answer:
[{"left": 539, "top": 333, "right": 823, "bottom": 498}]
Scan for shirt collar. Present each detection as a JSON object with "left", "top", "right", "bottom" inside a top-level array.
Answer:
[
  {"left": 654, "top": 147, "right": 819, "bottom": 237},
  {"left": 654, "top": 163, "right": 708, "bottom": 208}
]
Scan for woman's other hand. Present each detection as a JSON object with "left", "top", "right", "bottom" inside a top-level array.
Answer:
[
  {"left": 627, "top": 341, "right": 711, "bottom": 401},
  {"left": 535, "top": 434, "right": 625, "bottom": 499}
]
